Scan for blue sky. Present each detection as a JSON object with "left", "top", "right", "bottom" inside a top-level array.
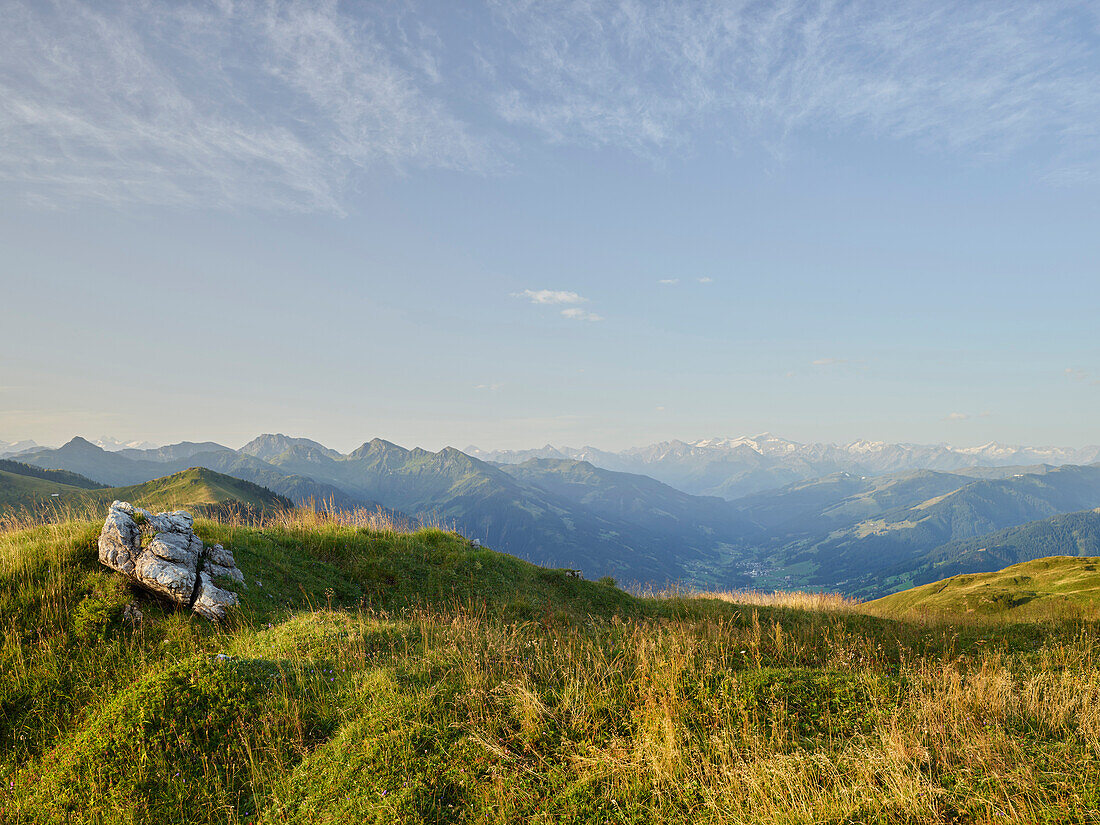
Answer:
[{"left": 1, "top": 0, "right": 1098, "bottom": 452}]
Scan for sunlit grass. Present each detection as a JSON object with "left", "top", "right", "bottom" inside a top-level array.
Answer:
[
  {"left": 694, "top": 588, "right": 861, "bottom": 612},
  {"left": 2, "top": 509, "right": 1099, "bottom": 823}
]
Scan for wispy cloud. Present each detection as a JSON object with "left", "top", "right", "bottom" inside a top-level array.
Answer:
[
  {"left": 697, "top": 277, "right": 713, "bottom": 284},
  {"left": 514, "top": 289, "right": 587, "bottom": 305},
  {"left": 4, "top": 0, "right": 1098, "bottom": 213},
  {"left": 658, "top": 278, "right": 680, "bottom": 285},
  {"left": 812, "top": 358, "right": 849, "bottom": 367},
  {"left": 488, "top": 0, "right": 1100, "bottom": 179},
  {"left": 0, "top": 0, "right": 491, "bottom": 212},
  {"left": 561, "top": 308, "right": 603, "bottom": 322},
  {"left": 475, "top": 383, "right": 504, "bottom": 391}
]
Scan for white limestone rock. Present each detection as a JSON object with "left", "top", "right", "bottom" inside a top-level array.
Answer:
[
  {"left": 97, "top": 502, "right": 244, "bottom": 620},
  {"left": 98, "top": 501, "right": 141, "bottom": 575},
  {"left": 134, "top": 531, "right": 203, "bottom": 605},
  {"left": 203, "top": 544, "right": 245, "bottom": 583},
  {"left": 192, "top": 571, "right": 239, "bottom": 621}
]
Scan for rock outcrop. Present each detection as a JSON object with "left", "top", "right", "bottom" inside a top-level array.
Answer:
[{"left": 97, "top": 501, "right": 243, "bottom": 620}]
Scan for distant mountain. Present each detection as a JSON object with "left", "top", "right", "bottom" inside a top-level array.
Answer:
[
  {"left": 91, "top": 436, "right": 160, "bottom": 451},
  {"left": 17, "top": 437, "right": 164, "bottom": 485},
  {"left": 876, "top": 508, "right": 1100, "bottom": 593},
  {"left": 117, "top": 441, "right": 231, "bottom": 462},
  {"left": 469, "top": 434, "right": 1100, "bottom": 498},
  {"left": 247, "top": 437, "right": 731, "bottom": 583},
  {"left": 496, "top": 458, "right": 748, "bottom": 547},
  {"left": 727, "top": 469, "right": 977, "bottom": 542},
  {"left": 0, "top": 439, "right": 43, "bottom": 457},
  {"left": 766, "top": 464, "right": 1100, "bottom": 596},
  {"left": 16, "top": 438, "right": 373, "bottom": 511},
  {"left": 240, "top": 433, "right": 344, "bottom": 462},
  {"left": 465, "top": 444, "right": 573, "bottom": 463}
]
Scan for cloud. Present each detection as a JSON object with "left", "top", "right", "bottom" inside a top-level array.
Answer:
[
  {"left": 812, "top": 358, "right": 849, "bottom": 367},
  {"left": 488, "top": 0, "right": 1100, "bottom": 180},
  {"left": 944, "top": 411, "right": 993, "bottom": 421},
  {"left": 515, "top": 287, "right": 603, "bottom": 320},
  {"left": 1065, "top": 367, "right": 1100, "bottom": 387},
  {"left": 658, "top": 279, "right": 679, "bottom": 285},
  {"left": 6, "top": 0, "right": 1100, "bottom": 213},
  {"left": 561, "top": 308, "right": 603, "bottom": 322},
  {"left": 698, "top": 277, "right": 713, "bottom": 284},
  {"left": 514, "top": 289, "right": 587, "bottom": 305},
  {"left": 475, "top": 383, "right": 504, "bottom": 391},
  {"left": 0, "top": 0, "right": 491, "bottom": 212}
]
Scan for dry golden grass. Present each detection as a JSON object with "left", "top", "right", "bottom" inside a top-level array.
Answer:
[
  {"left": 398, "top": 606, "right": 1100, "bottom": 823},
  {"left": 694, "top": 588, "right": 862, "bottom": 612},
  {"left": 0, "top": 496, "right": 422, "bottom": 537}
]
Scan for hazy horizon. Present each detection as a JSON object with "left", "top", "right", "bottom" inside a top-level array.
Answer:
[{"left": 6, "top": 429, "right": 1100, "bottom": 458}]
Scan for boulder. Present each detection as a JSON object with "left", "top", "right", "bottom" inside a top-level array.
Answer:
[
  {"left": 97, "top": 501, "right": 243, "bottom": 620},
  {"left": 192, "top": 571, "right": 238, "bottom": 621},
  {"left": 203, "top": 543, "right": 245, "bottom": 583}
]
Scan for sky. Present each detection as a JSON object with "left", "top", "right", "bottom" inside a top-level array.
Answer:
[{"left": 1, "top": 0, "right": 1099, "bottom": 453}]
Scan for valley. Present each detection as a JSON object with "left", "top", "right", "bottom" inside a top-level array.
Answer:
[{"left": 7, "top": 434, "right": 1100, "bottom": 598}]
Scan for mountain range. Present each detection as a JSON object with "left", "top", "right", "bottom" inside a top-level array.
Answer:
[
  {"left": 735, "top": 464, "right": 1100, "bottom": 597},
  {"left": 237, "top": 434, "right": 734, "bottom": 583},
  {"left": 6, "top": 432, "right": 1100, "bottom": 596},
  {"left": 467, "top": 434, "right": 1100, "bottom": 499},
  {"left": 0, "top": 439, "right": 41, "bottom": 456}
]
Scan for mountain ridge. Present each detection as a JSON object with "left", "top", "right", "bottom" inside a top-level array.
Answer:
[{"left": 468, "top": 434, "right": 1100, "bottom": 499}]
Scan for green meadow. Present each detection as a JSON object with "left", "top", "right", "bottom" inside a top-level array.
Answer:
[{"left": 2, "top": 509, "right": 1099, "bottom": 824}]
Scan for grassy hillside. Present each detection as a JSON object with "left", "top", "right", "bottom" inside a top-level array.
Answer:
[
  {"left": 0, "top": 468, "right": 97, "bottom": 508},
  {"left": 0, "top": 467, "right": 292, "bottom": 519},
  {"left": 96, "top": 468, "right": 294, "bottom": 514},
  {"left": 2, "top": 508, "right": 1100, "bottom": 823},
  {"left": 865, "top": 556, "right": 1100, "bottom": 620},
  {"left": 0, "top": 459, "right": 104, "bottom": 490}
]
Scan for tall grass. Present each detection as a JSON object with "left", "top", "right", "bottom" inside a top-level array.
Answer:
[
  {"left": 3, "top": 508, "right": 1100, "bottom": 823},
  {"left": 695, "top": 588, "right": 861, "bottom": 612}
]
